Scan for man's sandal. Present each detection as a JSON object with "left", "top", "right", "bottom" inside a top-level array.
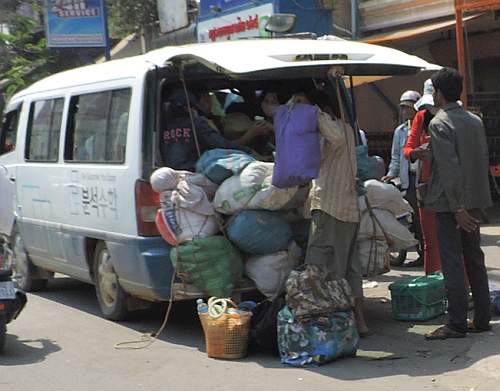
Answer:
[
  {"left": 425, "top": 326, "right": 466, "bottom": 340},
  {"left": 467, "top": 320, "right": 492, "bottom": 333}
]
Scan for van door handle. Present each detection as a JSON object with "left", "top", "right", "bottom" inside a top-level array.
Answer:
[{"left": 9, "top": 176, "right": 16, "bottom": 183}]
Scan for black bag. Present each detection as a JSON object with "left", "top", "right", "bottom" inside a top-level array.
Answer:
[{"left": 249, "top": 296, "right": 286, "bottom": 355}]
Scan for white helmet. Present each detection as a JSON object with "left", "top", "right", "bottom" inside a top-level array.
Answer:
[{"left": 400, "top": 90, "right": 421, "bottom": 107}]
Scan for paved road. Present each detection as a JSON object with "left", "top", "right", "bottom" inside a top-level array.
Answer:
[{"left": 2, "top": 225, "right": 500, "bottom": 391}]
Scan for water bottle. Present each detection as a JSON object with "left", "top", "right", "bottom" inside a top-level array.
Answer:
[{"left": 196, "top": 298, "right": 208, "bottom": 314}]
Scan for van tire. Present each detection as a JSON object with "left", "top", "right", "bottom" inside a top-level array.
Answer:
[
  {"left": 11, "top": 230, "right": 48, "bottom": 292},
  {"left": 0, "top": 314, "right": 6, "bottom": 352},
  {"left": 93, "top": 241, "right": 130, "bottom": 321}
]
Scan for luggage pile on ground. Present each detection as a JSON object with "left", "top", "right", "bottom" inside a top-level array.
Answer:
[
  {"left": 277, "top": 265, "right": 359, "bottom": 367},
  {"left": 357, "top": 180, "right": 418, "bottom": 277}
]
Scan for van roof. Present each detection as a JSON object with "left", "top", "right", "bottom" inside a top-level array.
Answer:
[{"left": 11, "top": 37, "right": 439, "bottom": 101}]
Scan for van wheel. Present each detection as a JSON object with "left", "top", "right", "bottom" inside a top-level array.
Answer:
[
  {"left": 94, "top": 242, "right": 130, "bottom": 321},
  {"left": 12, "top": 230, "right": 48, "bottom": 292}
]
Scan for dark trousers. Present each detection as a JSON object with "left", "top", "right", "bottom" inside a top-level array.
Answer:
[
  {"left": 405, "top": 173, "right": 423, "bottom": 248},
  {"left": 435, "top": 212, "right": 491, "bottom": 333}
]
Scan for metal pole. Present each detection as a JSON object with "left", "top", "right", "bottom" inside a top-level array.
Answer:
[
  {"left": 455, "top": 0, "right": 468, "bottom": 107},
  {"left": 351, "top": 0, "right": 358, "bottom": 40},
  {"left": 102, "top": 0, "right": 111, "bottom": 61}
]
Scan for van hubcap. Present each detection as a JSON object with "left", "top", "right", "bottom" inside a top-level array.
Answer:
[
  {"left": 97, "top": 249, "right": 118, "bottom": 308},
  {"left": 13, "top": 234, "right": 28, "bottom": 287}
]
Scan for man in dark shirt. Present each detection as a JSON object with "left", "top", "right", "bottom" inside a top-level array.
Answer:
[
  {"left": 424, "top": 68, "right": 492, "bottom": 340},
  {"left": 160, "top": 89, "right": 269, "bottom": 171}
]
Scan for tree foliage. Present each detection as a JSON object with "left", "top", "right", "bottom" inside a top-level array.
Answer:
[
  {"left": 107, "top": 0, "right": 159, "bottom": 38},
  {"left": 0, "top": 13, "right": 53, "bottom": 99}
]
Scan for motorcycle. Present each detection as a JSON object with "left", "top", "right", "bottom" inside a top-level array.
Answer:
[{"left": 0, "top": 242, "right": 27, "bottom": 352}]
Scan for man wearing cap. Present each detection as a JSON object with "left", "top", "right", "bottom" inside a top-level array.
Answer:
[{"left": 382, "top": 90, "right": 423, "bottom": 266}]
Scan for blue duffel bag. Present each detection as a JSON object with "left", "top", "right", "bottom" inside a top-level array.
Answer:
[
  {"left": 277, "top": 306, "right": 359, "bottom": 367},
  {"left": 196, "top": 149, "right": 255, "bottom": 184},
  {"left": 226, "top": 210, "right": 293, "bottom": 254}
]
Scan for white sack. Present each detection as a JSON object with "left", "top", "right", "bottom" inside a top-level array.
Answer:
[
  {"left": 175, "top": 208, "right": 219, "bottom": 243},
  {"left": 361, "top": 180, "right": 413, "bottom": 217},
  {"left": 357, "top": 240, "right": 390, "bottom": 277},
  {"left": 358, "top": 208, "right": 418, "bottom": 252},
  {"left": 245, "top": 242, "right": 302, "bottom": 299},
  {"left": 214, "top": 161, "right": 297, "bottom": 214}
]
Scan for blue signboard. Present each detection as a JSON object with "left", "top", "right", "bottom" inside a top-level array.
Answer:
[
  {"left": 45, "top": 0, "right": 107, "bottom": 47},
  {"left": 199, "top": 0, "right": 260, "bottom": 17}
]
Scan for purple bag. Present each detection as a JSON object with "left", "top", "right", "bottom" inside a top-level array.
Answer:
[{"left": 272, "top": 103, "right": 320, "bottom": 188}]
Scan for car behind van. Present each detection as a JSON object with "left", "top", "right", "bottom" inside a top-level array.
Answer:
[{"left": 0, "top": 37, "right": 439, "bottom": 320}]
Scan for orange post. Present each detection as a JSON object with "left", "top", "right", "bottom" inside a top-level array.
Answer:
[{"left": 455, "top": 0, "right": 468, "bottom": 107}]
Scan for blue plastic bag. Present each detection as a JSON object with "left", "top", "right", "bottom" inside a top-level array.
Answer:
[
  {"left": 226, "top": 210, "right": 293, "bottom": 254},
  {"left": 277, "top": 306, "right": 359, "bottom": 367},
  {"left": 272, "top": 103, "right": 320, "bottom": 188},
  {"left": 356, "top": 145, "right": 385, "bottom": 181},
  {"left": 196, "top": 149, "right": 255, "bottom": 184}
]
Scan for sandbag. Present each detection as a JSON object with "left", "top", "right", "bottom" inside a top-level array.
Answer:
[
  {"left": 272, "top": 103, "right": 320, "bottom": 188},
  {"left": 361, "top": 181, "right": 412, "bottom": 217},
  {"left": 226, "top": 210, "right": 293, "bottom": 254},
  {"left": 357, "top": 239, "right": 390, "bottom": 277},
  {"left": 358, "top": 208, "right": 418, "bottom": 252},
  {"left": 195, "top": 149, "right": 255, "bottom": 184},
  {"left": 356, "top": 145, "right": 385, "bottom": 181},
  {"left": 245, "top": 242, "right": 302, "bottom": 299},
  {"left": 214, "top": 162, "right": 298, "bottom": 214},
  {"left": 277, "top": 307, "right": 359, "bottom": 367},
  {"left": 170, "top": 236, "right": 243, "bottom": 297}
]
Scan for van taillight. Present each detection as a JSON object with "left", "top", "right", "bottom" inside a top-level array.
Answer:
[{"left": 135, "top": 180, "right": 160, "bottom": 236}]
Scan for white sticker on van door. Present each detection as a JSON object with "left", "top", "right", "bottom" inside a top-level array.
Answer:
[{"left": 69, "top": 170, "right": 118, "bottom": 218}]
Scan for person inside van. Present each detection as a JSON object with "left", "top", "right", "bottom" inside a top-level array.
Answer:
[{"left": 160, "top": 88, "right": 270, "bottom": 171}]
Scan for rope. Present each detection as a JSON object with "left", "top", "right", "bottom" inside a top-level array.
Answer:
[{"left": 114, "top": 263, "right": 177, "bottom": 350}]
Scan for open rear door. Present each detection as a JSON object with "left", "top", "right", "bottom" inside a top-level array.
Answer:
[{"left": 145, "top": 37, "right": 440, "bottom": 84}]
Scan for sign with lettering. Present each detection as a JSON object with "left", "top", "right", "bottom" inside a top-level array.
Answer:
[
  {"left": 197, "top": 3, "right": 274, "bottom": 43},
  {"left": 45, "top": 0, "right": 107, "bottom": 47}
]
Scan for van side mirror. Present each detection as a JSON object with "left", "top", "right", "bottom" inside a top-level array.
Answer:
[{"left": 157, "top": 0, "right": 190, "bottom": 34}]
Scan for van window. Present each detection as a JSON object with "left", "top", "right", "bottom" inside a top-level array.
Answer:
[
  {"left": 0, "top": 106, "right": 21, "bottom": 155},
  {"left": 25, "top": 98, "right": 64, "bottom": 162},
  {"left": 65, "top": 88, "right": 131, "bottom": 163}
]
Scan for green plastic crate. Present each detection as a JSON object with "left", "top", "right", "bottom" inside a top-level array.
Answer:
[{"left": 389, "top": 273, "right": 446, "bottom": 321}]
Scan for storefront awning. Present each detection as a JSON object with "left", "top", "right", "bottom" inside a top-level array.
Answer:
[{"left": 363, "top": 14, "right": 483, "bottom": 45}]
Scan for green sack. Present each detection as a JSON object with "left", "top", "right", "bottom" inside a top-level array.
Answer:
[{"left": 170, "top": 236, "right": 243, "bottom": 297}]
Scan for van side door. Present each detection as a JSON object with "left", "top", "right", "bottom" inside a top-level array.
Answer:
[{"left": 0, "top": 104, "right": 22, "bottom": 239}]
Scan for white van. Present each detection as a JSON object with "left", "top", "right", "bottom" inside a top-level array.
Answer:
[{"left": 0, "top": 37, "right": 438, "bottom": 320}]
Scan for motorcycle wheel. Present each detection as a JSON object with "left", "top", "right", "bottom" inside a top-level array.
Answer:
[{"left": 389, "top": 249, "right": 407, "bottom": 267}]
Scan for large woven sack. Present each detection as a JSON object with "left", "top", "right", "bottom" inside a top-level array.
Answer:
[
  {"left": 357, "top": 239, "right": 390, "bottom": 277},
  {"left": 277, "top": 306, "right": 359, "bottom": 367},
  {"left": 226, "top": 210, "right": 293, "bottom": 254},
  {"left": 361, "top": 180, "right": 413, "bottom": 217},
  {"left": 170, "top": 236, "right": 243, "bottom": 297},
  {"left": 285, "top": 264, "right": 354, "bottom": 320},
  {"left": 214, "top": 162, "right": 297, "bottom": 214},
  {"left": 245, "top": 242, "right": 302, "bottom": 299},
  {"left": 272, "top": 103, "right": 320, "bottom": 188},
  {"left": 358, "top": 207, "right": 418, "bottom": 252},
  {"left": 195, "top": 149, "right": 255, "bottom": 184}
]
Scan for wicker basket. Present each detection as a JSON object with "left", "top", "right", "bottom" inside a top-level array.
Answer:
[{"left": 199, "top": 310, "right": 252, "bottom": 359}]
